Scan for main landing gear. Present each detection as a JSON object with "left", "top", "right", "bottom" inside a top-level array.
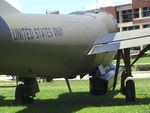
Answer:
[
  {"left": 120, "top": 48, "right": 136, "bottom": 102},
  {"left": 118, "top": 45, "right": 150, "bottom": 102},
  {"left": 120, "top": 45, "right": 150, "bottom": 101},
  {"left": 15, "top": 77, "right": 39, "bottom": 104},
  {"left": 90, "top": 44, "right": 150, "bottom": 102}
]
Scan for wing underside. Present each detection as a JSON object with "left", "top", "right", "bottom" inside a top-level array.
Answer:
[{"left": 88, "top": 28, "right": 150, "bottom": 55}]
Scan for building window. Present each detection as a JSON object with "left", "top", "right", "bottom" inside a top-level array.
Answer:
[
  {"left": 134, "top": 25, "right": 140, "bottom": 30},
  {"left": 122, "top": 9, "right": 133, "bottom": 22},
  {"left": 143, "top": 6, "right": 150, "bottom": 17},
  {"left": 116, "top": 11, "right": 119, "bottom": 23},
  {"left": 143, "top": 24, "right": 150, "bottom": 28},
  {"left": 123, "top": 27, "right": 128, "bottom": 31},
  {"left": 128, "top": 26, "right": 133, "bottom": 30},
  {"left": 122, "top": 25, "right": 140, "bottom": 31},
  {"left": 133, "top": 9, "right": 139, "bottom": 18}
]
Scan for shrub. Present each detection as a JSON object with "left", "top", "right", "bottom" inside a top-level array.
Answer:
[{"left": 136, "top": 64, "right": 150, "bottom": 71}]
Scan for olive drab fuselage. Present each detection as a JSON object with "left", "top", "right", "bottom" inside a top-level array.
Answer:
[{"left": 0, "top": 12, "right": 117, "bottom": 78}]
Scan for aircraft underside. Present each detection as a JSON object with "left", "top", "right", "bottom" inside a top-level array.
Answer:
[
  {"left": 14, "top": 45, "right": 150, "bottom": 104},
  {"left": 0, "top": 0, "right": 150, "bottom": 105}
]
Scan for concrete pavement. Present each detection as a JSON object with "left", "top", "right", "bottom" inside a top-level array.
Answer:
[{"left": 0, "top": 72, "right": 150, "bottom": 81}]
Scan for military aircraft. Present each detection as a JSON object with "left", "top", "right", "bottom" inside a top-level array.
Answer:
[{"left": 0, "top": 0, "right": 150, "bottom": 104}]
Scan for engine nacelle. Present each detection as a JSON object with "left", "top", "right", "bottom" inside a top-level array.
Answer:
[{"left": 90, "top": 65, "right": 122, "bottom": 95}]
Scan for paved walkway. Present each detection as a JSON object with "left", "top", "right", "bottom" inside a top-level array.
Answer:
[
  {"left": 132, "top": 72, "right": 150, "bottom": 78},
  {"left": 0, "top": 72, "right": 149, "bottom": 81},
  {"left": 0, "top": 75, "right": 13, "bottom": 81}
]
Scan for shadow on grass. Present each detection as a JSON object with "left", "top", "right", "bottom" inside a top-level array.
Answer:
[
  {"left": 0, "top": 90, "right": 149, "bottom": 113},
  {"left": 0, "top": 86, "right": 16, "bottom": 88}
]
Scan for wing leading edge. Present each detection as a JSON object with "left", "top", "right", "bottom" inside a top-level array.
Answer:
[{"left": 88, "top": 28, "right": 150, "bottom": 55}]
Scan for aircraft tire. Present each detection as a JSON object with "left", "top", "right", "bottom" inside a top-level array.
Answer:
[
  {"left": 15, "top": 84, "right": 34, "bottom": 104},
  {"left": 125, "top": 80, "right": 136, "bottom": 102}
]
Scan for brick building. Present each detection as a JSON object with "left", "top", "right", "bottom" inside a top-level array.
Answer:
[{"left": 101, "top": 0, "right": 150, "bottom": 32}]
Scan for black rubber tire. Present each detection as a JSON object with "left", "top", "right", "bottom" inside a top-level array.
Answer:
[
  {"left": 15, "top": 84, "right": 26, "bottom": 104},
  {"left": 125, "top": 80, "right": 136, "bottom": 102},
  {"left": 89, "top": 77, "right": 107, "bottom": 95},
  {"left": 15, "top": 84, "right": 34, "bottom": 104}
]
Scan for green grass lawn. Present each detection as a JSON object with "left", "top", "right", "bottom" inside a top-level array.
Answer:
[
  {"left": 0, "top": 79, "right": 149, "bottom": 113},
  {"left": 137, "top": 57, "right": 150, "bottom": 63}
]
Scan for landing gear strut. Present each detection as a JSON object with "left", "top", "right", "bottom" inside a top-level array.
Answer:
[
  {"left": 15, "top": 77, "right": 39, "bottom": 104},
  {"left": 121, "top": 48, "right": 136, "bottom": 102}
]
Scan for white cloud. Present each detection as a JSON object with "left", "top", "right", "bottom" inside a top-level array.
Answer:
[
  {"left": 85, "top": 1, "right": 115, "bottom": 10},
  {"left": 5, "top": 0, "right": 22, "bottom": 10},
  {"left": 115, "top": 0, "right": 132, "bottom": 5},
  {"left": 85, "top": 0, "right": 131, "bottom": 10}
]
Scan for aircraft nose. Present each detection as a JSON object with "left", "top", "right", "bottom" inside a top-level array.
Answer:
[{"left": 0, "top": 16, "right": 12, "bottom": 41}]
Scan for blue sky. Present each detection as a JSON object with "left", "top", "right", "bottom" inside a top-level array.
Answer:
[{"left": 5, "top": 0, "right": 131, "bottom": 14}]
